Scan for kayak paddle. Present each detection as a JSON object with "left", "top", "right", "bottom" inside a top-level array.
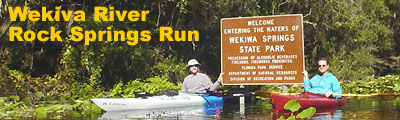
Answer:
[
  {"left": 332, "top": 93, "right": 398, "bottom": 101},
  {"left": 253, "top": 90, "right": 301, "bottom": 98},
  {"left": 254, "top": 90, "right": 399, "bottom": 101}
]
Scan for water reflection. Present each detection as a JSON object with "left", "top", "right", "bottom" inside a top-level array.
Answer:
[
  {"left": 340, "top": 97, "right": 400, "bottom": 120},
  {"left": 96, "top": 97, "right": 400, "bottom": 120},
  {"left": 269, "top": 106, "right": 342, "bottom": 120},
  {"left": 99, "top": 102, "right": 223, "bottom": 119},
  {"left": 309, "top": 108, "right": 342, "bottom": 120}
]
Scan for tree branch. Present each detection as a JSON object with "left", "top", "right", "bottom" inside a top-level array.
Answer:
[
  {"left": 157, "top": 0, "right": 161, "bottom": 27},
  {"left": 304, "top": 9, "right": 312, "bottom": 18},
  {"left": 303, "top": 20, "right": 317, "bottom": 28},
  {"left": 0, "top": 16, "right": 12, "bottom": 40}
]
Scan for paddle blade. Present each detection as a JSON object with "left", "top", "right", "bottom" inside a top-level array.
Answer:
[
  {"left": 371, "top": 93, "right": 398, "bottom": 101},
  {"left": 254, "top": 90, "right": 301, "bottom": 98},
  {"left": 254, "top": 90, "right": 272, "bottom": 98}
]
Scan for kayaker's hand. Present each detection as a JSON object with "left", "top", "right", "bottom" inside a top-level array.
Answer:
[
  {"left": 302, "top": 71, "right": 309, "bottom": 79},
  {"left": 217, "top": 73, "right": 224, "bottom": 83},
  {"left": 325, "top": 91, "right": 333, "bottom": 97}
]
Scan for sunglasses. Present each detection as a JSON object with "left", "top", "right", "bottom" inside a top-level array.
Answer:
[
  {"left": 189, "top": 65, "right": 200, "bottom": 68},
  {"left": 318, "top": 65, "right": 326, "bottom": 67}
]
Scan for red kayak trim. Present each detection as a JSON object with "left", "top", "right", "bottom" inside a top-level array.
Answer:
[{"left": 270, "top": 91, "right": 345, "bottom": 112}]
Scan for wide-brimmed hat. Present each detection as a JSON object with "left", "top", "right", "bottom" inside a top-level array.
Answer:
[{"left": 186, "top": 59, "right": 201, "bottom": 68}]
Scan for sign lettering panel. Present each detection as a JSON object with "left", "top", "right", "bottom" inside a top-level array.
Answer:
[{"left": 221, "top": 14, "right": 304, "bottom": 85}]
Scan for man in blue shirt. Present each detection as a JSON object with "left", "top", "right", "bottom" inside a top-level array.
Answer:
[{"left": 302, "top": 58, "right": 342, "bottom": 98}]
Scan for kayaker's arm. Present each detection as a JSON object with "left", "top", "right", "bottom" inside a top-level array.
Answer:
[
  {"left": 330, "top": 76, "right": 342, "bottom": 99},
  {"left": 180, "top": 78, "right": 188, "bottom": 93},
  {"left": 303, "top": 78, "right": 312, "bottom": 91},
  {"left": 209, "top": 81, "right": 220, "bottom": 91},
  {"left": 207, "top": 73, "right": 223, "bottom": 92},
  {"left": 302, "top": 71, "right": 312, "bottom": 91}
]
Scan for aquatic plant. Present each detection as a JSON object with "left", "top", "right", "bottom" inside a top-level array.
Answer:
[
  {"left": 342, "top": 74, "right": 400, "bottom": 94},
  {"left": 277, "top": 100, "right": 316, "bottom": 120}
]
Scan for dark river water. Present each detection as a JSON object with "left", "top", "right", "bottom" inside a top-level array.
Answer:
[{"left": 87, "top": 97, "right": 400, "bottom": 120}]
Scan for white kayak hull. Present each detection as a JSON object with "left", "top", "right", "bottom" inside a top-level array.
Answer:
[{"left": 92, "top": 94, "right": 211, "bottom": 111}]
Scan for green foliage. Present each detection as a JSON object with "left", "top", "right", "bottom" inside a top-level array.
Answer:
[
  {"left": 286, "top": 116, "right": 295, "bottom": 120},
  {"left": 312, "top": 0, "right": 393, "bottom": 81},
  {"left": 342, "top": 75, "right": 400, "bottom": 94},
  {"left": 151, "top": 55, "right": 187, "bottom": 84},
  {"left": 296, "top": 107, "right": 317, "bottom": 119},
  {"left": 72, "top": 100, "right": 101, "bottom": 113},
  {"left": 110, "top": 75, "right": 181, "bottom": 98},
  {"left": 68, "top": 82, "right": 104, "bottom": 100},
  {"left": 330, "top": 47, "right": 377, "bottom": 81},
  {"left": 0, "top": 96, "right": 24, "bottom": 112},
  {"left": 111, "top": 79, "right": 143, "bottom": 98},
  {"left": 142, "top": 75, "right": 182, "bottom": 94},
  {"left": 0, "top": 62, "right": 69, "bottom": 101},
  {"left": 277, "top": 115, "right": 286, "bottom": 120},
  {"left": 0, "top": 95, "right": 101, "bottom": 119},
  {"left": 284, "top": 100, "right": 301, "bottom": 113},
  {"left": 1, "top": 0, "right": 400, "bottom": 119},
  {"left": 260, "top": 84, "right": 304, "bottom": 93},
  {"left": 279, "top": 100, "right": 316, "bottom": 120},
  {"left": 0, "top": 96, "right": 33, "bottom": 119},
  {"left": 35, "top": 107, "right": 47, "bottom": 119},
  {"left": 261, "top": 74, "right": 400, "bottom": 95}
]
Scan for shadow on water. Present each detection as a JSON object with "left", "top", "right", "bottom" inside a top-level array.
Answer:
[{"left": 95, "top": 96, "right": 400, "bottom": 120}]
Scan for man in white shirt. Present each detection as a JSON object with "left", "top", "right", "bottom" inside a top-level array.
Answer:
[{"left": 180, "top": 59, "right": 224, "bottom": 94}]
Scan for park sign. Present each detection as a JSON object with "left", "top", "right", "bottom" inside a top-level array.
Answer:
[{"left": 220, "top": 14, "right": 304, "bottom": 85}]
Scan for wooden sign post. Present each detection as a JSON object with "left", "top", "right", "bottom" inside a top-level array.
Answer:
[{"left": 221, "top": 14, "right": 304, "bottom": 85}]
